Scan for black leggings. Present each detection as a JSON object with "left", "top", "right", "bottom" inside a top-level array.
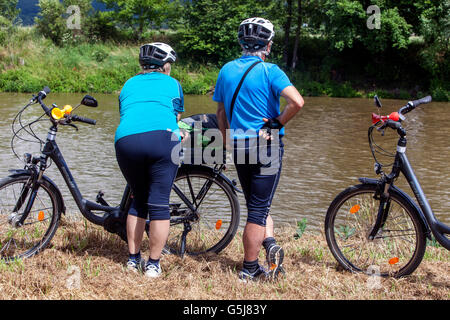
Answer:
[
  {"left": 115, "top": 130, "right": 180, "bottom": 220},
  {"left": 233, "top": 137, "right": 284, "bottom": 227}
]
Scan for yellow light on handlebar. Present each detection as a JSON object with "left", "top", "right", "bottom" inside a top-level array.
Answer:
[
  {"left": 63, "top": 105, "right": 73, "bottom": 114},
  {"left": 51, "top": 108, "right": 64, "bottom": 120},
  {"left": 51, "top": 105, "right": 73, "bottom": 120}
]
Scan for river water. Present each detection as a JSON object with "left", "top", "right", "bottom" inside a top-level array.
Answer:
[{"left": 0, "top": 93, "right": 449, "bottom": 232}]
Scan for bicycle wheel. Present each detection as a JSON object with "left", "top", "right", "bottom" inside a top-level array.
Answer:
[
  {"left": 0, "top": 175, "right": 61, "bottom": 261},
  {"left": 325, "top": 183, "right": 426, "bottom": 278},
  {"left": 167, "top": 167, "right": 240, "bottom": 255}
]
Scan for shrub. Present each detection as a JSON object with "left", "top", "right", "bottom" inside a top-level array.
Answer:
[{"left": 35, "top": 0, "right": 67, "bottom": 46}]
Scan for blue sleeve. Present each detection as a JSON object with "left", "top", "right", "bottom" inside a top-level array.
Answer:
[
  {"left": 270, "top": 66, "right": 293, "bottom": 97},
  {"left": 212, "top": 69, "right": 224, "bottom": 103},
  {"left": 173, "top": 80, "right": 184, "bottom": 114}
]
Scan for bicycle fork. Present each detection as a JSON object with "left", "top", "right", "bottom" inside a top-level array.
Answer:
[
  {"left": 8, "top": 160, "right": 45, "bottom": 228},
  {"left": 368, "top": 179, "right": 392, "bottom": 240}
]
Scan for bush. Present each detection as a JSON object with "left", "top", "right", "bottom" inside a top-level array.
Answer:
[
  {"left": 431, "top": 86, "right": 450, "bottom": 102},
  {"left": 35, "top": 0, "right": 67, "bottom": 46},
  {"left": 0, "top": 16, "right": 10, "bottom": 45},
  {"left": 324, "top": 81, "right": 362, "bottom": 98}
]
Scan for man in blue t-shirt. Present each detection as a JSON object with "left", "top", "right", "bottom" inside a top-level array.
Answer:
[{"left": 214, "top": 17, "right": 304, "bottom": 282}]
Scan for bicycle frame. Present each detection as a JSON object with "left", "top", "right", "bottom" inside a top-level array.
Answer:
[
  {"left": 40, "top": 125, "right": 120, "bottom": 226},
  {"left": 369, "top": 131, "right": 450, "bottom": 250},
  {"left": 399, "top": 152, "right": 450, "bottom": 249},
  {"left": 6, "top": 90, "right": 241, "bottom": 259},
  {"left": 15, "top": 125, "right": 237, "bottom": 237}
]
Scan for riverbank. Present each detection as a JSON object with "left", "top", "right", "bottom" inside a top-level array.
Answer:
[
  {"left": 0, "top": 219, "right": 448, "bottom": 300},
  {"left": 0, "top": 28, "right": 219, "bottom": 95},
  {"left": 1, "top": 28, "right": 448, "bottom": 101}
]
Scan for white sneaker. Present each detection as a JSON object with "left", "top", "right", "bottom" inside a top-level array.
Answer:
[
  {"left": 144, "top": 263, "right": 162, "bottom": 278},
  {"left": 126, "top": 259, "right": 144, "bottom": 273}
]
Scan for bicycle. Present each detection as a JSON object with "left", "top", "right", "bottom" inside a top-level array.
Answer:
[
  {"left": 325, "top": 95, "right": 450, "bottom": 278},
  {"left": 0, "top": 87, "right": 240, "bottom": 262}
]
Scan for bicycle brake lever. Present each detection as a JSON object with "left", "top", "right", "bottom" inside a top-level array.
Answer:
[
  {"left": 60, "top": 120, "right": 79, "bottom": 131},
  {"left": 377, "top": 126, "right": 386, "bottom": 136},
  {"left": 68, "top": 123, "right": 78, "bottom": 131}
]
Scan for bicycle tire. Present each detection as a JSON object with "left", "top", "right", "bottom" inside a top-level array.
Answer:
[
  {"left": 0, "top": 175, "right": 61, "bottom": 261},
  {"left": 166, "top": 166, "right": 240, "bottom": 255},
  {"left": 325, "top": 183, "right": 426, "bottom": 278}
]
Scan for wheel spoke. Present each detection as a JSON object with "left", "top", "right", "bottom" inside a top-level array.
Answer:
[
  {"left": 0, "top": 176, "right": 58, "bottom": 260},
  {"left": 327, "top": 187, "right": 424, "bottom": 277},
  {"left": 166, "top": 171, "right": 238, "bottom": 255}
]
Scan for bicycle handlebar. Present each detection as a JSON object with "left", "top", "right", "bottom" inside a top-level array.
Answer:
[
  {"left": 32, "top": 86, "right": 50, "bottom": 103},
  {"left": 32, "top": 87, "right": 97, "bottom": 126},
  {"left": 399, "top": 96, "right": 432, "bottom": 116},
  {"left": 410, "top": 96, "right": 432, "bottom": 108},
  {"left": 71, "top": 115, "right": 97, "bottom": 125},
  {"left": 373, "top": 96, "right": 433, "bottom": 127},
  {"left": 380, "top": 119, "right": 402, "bottom": 131}
]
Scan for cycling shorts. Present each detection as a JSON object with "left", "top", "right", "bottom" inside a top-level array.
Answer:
[
  {"left": 115, "top": 130, "right": 180, "bottom": 220},
  {"left": 232, "top": 137, "right": 284, "bottom": 226}
]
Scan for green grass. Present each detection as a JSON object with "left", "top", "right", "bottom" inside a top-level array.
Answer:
[
  {"left": 1, "top": 27, "right": 448, "bottom": 101},
  {"left": 0, "top": 28, "right": 219, "bottom": 95}
]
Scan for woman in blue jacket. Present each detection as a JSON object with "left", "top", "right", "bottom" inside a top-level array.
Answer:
[{"left": 115, "top": 43, "right": 184, "bottom": 278}]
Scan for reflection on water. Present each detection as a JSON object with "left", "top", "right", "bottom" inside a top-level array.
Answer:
[{"left": 0, "top": 92, "right": 449, "bottom": 232}]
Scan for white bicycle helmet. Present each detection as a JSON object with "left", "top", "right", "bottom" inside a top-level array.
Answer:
[
  {"left": 238, "top": 17, "right": 275, "bottom": 51},
  {"left": 139, "top": 42, "right": 177, "bottom": 69}
]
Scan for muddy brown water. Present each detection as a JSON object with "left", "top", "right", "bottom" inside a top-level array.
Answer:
[{"left": 1, "top": 93, "right": 449, "bottom": 232}]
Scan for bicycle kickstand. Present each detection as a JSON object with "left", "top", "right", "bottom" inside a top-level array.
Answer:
[{"left": 179, "top": 221, "right": 192, "bottom": 259}]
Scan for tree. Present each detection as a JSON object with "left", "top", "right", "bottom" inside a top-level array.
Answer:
[
  {"left": 35, "top": 0, "right": 67, "bottom": 45},
  {"left": 323, "top": 0, "right": 411, "bottom": 52},
  {"left": 0, "top": 0, "right": 20, "bottom": 22},
  {"left": 35, "top": 0, "right": 95, "bottom": 45},
  {"left": 291, "top": 0, "right": 302, "bottom": 70},
  {"left": 178, "top": 0, "right": 284, "bottom": 64},
  {"left": 97, "top": 0, "right": 176, "bottom": 40},
  {"left": 418, "top": 0, "right": 450, "bottom": 96},
  {"left": 283, "top": 0, "right": 293, "bottom": 67}
]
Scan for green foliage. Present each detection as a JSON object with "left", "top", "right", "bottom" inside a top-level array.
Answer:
[
  {"left": 294, "top": 218, "right": 307, "bottom": 239},
  {"left": 178, "top": 0, "right": 244, "bottom": 64},
  {"left": 0, "top": 0, "right": 19, "bottom": 45},
  {"left": 35, "top": 0, "right": 96, "bottom": 46},
  {"left": 177, "top": 0, "right": 276, "bottom": 65},
  {"left": 34, "top": 0, "right": 67, "bottom": 46},
  {"left": 97, "top": 0, "right": 176, "bottom": 40},
  {"left": 2, "top": 0, "right": 449, "bottom": 101},
  {"left": 171, "top": 64, "right": 219, "bottom": 95},
  {"left": 324, "top": 0, "right": 411, "bottom": 52},
  {"left": 363, "top": 5, "right": 411, "bottom": 51},
  {"left": 324, "top": 0, "right": 366, "bottom": 51},
  {"left": 84, "top": 11, "right": 120, "bottom": 42},
  {"left": 0, "top": 15, "right": 12, "bottom": 45},
  {"left": 418, "top": 1, "right": 450, "bottom": 83},
  {"left": 0, "top": 0, "right": 20, "bottom": 22},
  {"left": 426, "top": 236, "right": 442, "bottom": 248}
]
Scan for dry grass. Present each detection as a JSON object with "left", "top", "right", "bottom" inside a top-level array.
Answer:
[{"left": 0, "top": 218, "right": 448, "bottom": 300}]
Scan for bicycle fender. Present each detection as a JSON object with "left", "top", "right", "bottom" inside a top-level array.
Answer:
[
  {"left": 178, "top": 165, "right": 243, "bottom": 194},
  {"left": 8, "top": 169, "right": 66, "bottom": 215},
  {"left": 358, "top": 177, "right": 431, "bottom": 239}
]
